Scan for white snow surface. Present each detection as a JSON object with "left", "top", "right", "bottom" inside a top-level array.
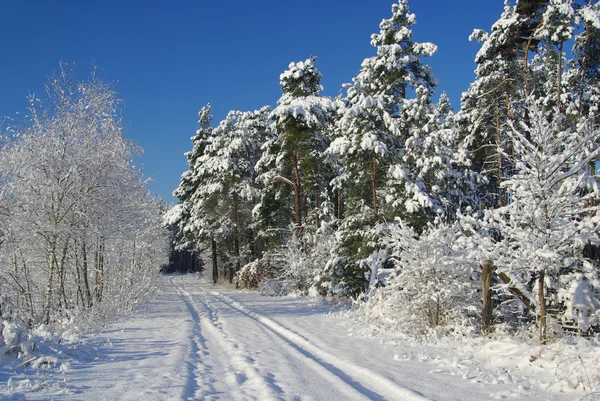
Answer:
[{"left": 1, "top": 274, "right": 597, "bottom": 400}]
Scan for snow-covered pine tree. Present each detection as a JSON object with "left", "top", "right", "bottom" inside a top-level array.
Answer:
[
  {"left": 170, "top": 107, "right": 273, "bottom": 283},
  {"left": 169, "top": 104, "right": 214, "bottom": 249},
  {"left": 166, "top": 104, "right": 222, "bottom": 281},
  {"left": 569, "top": 1, "right": 600, "bottom": 124},
  {"left": 327, "top": 0, "right": 455, "bottom": 296},
  {"left": 256, "top": 57, "right": 336, "bottom": 236},
  {"left": 458, "top": 1, "right": 529, "bottom": 208}
]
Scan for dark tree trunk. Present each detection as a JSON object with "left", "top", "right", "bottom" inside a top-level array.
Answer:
[
  {"left": 292, "top": 149, "right": 303, "bottom": 233},
  {"left": 233, "top": 193, "right": 241, "bottom": 285},
  {"left": 211, "top": 238, "right": 218, "bottom": 284},
  {"left": 371, "top": 152, "right": 378, "bottom": 217},
  {"left": 538, "top": 269, "right": 547, "bottom": 344}
]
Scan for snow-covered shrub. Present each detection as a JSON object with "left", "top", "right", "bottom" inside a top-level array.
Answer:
[
  {"left": 234, "top": 254, "right": 280, "bottom": 289},
  {"left": 277, "top": 228, "right": 336, "bottom": 296},
  {"left": 461, "top": 103, "right": 600, "bottom": 341},
  {"left": 360, "top": 220, "right": 480, "bottom": 335}
]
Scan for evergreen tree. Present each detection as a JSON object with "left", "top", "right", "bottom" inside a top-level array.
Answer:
[
  {"left": 326, "top": 0, "right": 447, "bottom": 296},
  {"left": 257, "top": 57, "right": 336, "bottom": 235},
  {"left": 169, "top": 104, "right": 214, "bottom": 249}
]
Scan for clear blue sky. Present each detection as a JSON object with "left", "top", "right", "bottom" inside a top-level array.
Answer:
[{"left": 0, "top": 1, "right": 503, "bottom": 204}]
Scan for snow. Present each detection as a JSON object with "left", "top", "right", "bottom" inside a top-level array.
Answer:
[{"left": 1, "top": 274, "right": 597, "bottom": 400}]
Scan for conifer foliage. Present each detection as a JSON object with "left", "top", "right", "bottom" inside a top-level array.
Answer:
[{"left": 171, "top": 0, "right": 600, "bottom": 342}]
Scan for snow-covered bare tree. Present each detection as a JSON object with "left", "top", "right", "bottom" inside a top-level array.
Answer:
[{"left": 0, "top": 64, "right": 169, "bottom": 326}]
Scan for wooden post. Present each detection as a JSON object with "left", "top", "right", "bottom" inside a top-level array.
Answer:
[{"left": 482, "top": 261, "right": 493, "bottom": 334}]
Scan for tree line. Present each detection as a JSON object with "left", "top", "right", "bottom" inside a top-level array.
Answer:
[{"left": 169, "top": 0, "right": 600, "bottom": 343}]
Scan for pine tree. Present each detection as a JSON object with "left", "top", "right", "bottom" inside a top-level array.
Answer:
[
  {"left": 170, "top": 104, "right": 214, "bottom": 249},
  {"left": 326, "top": 0, "right": 446, "bottom": 296},
  {"left": 458, "top": 2, "right": 528, "bottom": 207},
  {"left": 192, "top": 108, "right": 272, "bottom": 281},
  {"left": 259, "top": 57, "right": 336, "bottom": 235}
]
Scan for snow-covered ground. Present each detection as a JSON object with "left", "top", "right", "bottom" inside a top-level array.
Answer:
[{"left": 1, "top": 274, "right": 597, "bottom": 400}]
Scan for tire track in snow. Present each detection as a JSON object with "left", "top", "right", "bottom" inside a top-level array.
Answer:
[
  {"left": 174, "top": 277, "right": 281, "bottom": 401},
  {"left": 206, "top": 288, "right": 432, "bottom": 401},
  {"left": 195, "top": 286, "right": 374, "bottom": 400},
  {"left": 170, "top": 277, "right": 220, "bottom": 400}
]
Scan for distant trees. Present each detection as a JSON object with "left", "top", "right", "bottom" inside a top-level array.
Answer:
[
  {"left": 170, "top": 0, "right": 600, "bottom": 342},
  {"left": 0, "top": 64, "right": 169, "bottom": 326}
]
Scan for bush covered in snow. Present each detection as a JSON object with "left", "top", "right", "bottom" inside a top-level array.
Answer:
[
  {"left": 359, "top": 221, "right": 480, "bottom": 335},
  {"left": 234, "top": 254, "right": 281, "bottom": 289}
]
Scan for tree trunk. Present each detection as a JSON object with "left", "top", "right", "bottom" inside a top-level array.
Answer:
[
  {"left": 315, "top": 193, "right": 320, "bottom": 228},
  {"left": 292, "top": 149, "right": 303, "bottom": 233},
  {"left": 371, "top": 152, "right": 378, "bottom": 217},
  {"left": 557, "top": 41, "right": 563, "bottom": 116},
  {"left": 337, "top": 188, "right": 342, "bottom": 220},
  {"left": 538, "top": 269, "right": 547, "bottom": 344},
  {"left": 524, "top": 38, "right": 533, "bottom": 96},
  {"left": 19, "top": 251, "right": 35, "bottom": 319},
  {"left": 94, "top": 240, "right": 104, "bottom": 303},
  {"left": 233, "top": 193, "right": 241, "bottom": 285},
  {"left": 57, "top": 239, "right": 70, "bottom": 311},
  {"left": 481, "top": 261, "right": 493, "bottom": 334},
  {"left": 44, "top": 238, "right": 57, "bottom": 324},
  {"left": 81, "top": 241, "right": 93, "bottom": 308},
  {"left": 495, "top": 104, "right": 504, "bottom": 206},
  {"left": 211, "top": 238, "right": 218, "bottom": 285}
]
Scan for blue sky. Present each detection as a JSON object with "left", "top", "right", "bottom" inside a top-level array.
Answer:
[{"left": 0, "top": 1, "right": 503, "bottom": 203}]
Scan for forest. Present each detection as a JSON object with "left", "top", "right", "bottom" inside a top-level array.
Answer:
[{"left": 167, "top": 0, "right": 600, "bottom": 344}]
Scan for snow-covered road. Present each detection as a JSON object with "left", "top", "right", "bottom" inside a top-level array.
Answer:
[{"left": 22, "top": 274, "right": 576, "bottom": 401}]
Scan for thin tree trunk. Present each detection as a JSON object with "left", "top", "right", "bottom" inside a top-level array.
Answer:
[
  {"left": 57, "top": 239, "right": 70, "bottom": 311},
  {"left": 557, "top": 41, "right": 563, "bottom": 115},
  {"left": 372, "top": 152, "right": 378, "bottom": 217},
  {"left": 579, "top": 24, "right": 591, "bottom": 119},
  {"left": 538, "top": 269, "right": 547, "bottom": 344},
  {"left": 524, "top": 38, "right": 533, "bottom": 96},
  {"left": 315, "top": 193, "right": 320, "bottom": 227},
  {"left": 496, "top": 104, "right": 504, "bottom": 206},
  {"left": 482, "top": 261, "right": 493, "bottom": 334},
  {"left": 19, "top": 251, "right": 34, "bottom": 319},
  {"left": 337, "top": 188, "right": 342, "bottom": 220},
  {"left": 400, "top": 82, "right": 409, "bottom": 138},
  {"left": 292, "top": 149, "right": 303, "bottom": 233},
  {"left": 211, "top": 238, "right": 218, "bottom": 285},
  {"left": 232, "top": 193, "right": 240, "bottom": 285},
  {"left": 74, "top": 246, "right": 84, "bottom": 308},
  {"left": 44, "top": 238, "right": 57, "bottom": 324},
  {"left": 81, "top": 241, "right": 93, "bottom": 308},
  {"left": 94, "top": 240, "right": 104, "bottom": 303}
]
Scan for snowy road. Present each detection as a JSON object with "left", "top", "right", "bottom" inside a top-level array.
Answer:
[{"left": 26, "top": 275, "right": 573, "bottom": 401}]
